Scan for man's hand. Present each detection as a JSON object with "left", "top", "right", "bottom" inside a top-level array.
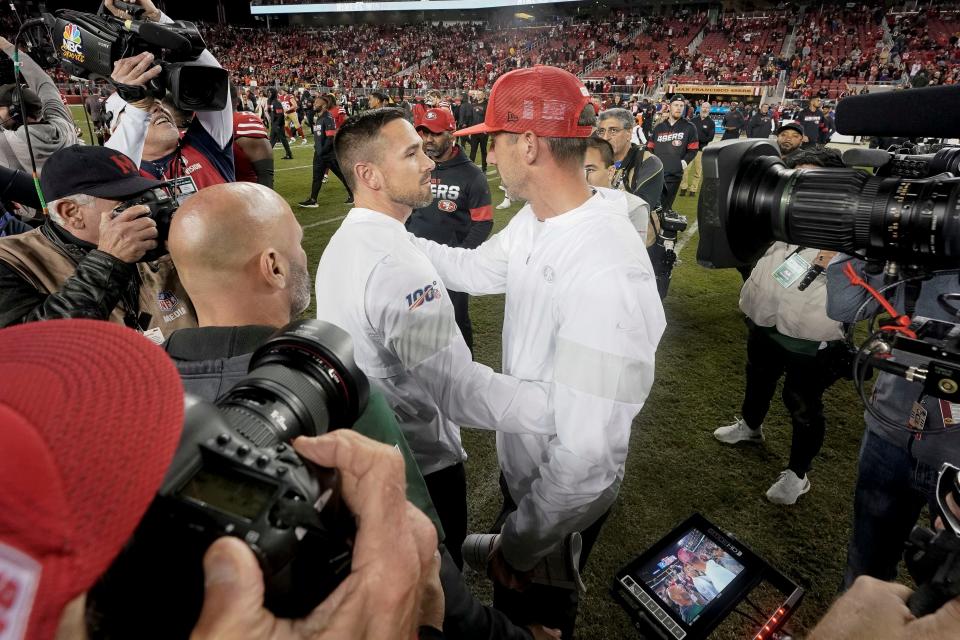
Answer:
[
  {"left": 97, "top": 205, "right": 158, "bottom": 264},
  {"left": 190, "top": 430, "right": 438, "bottom": 640},
  {"left": 111, "top": 52, "right": 161, "bottom": 110},
  {"left": 105, "top": 0, "right": 161, "bottom": 22},
  {"left": 417, "top": 550, "right": 445, "bottom": 631},
  {"left": 487, "top": 543, "right": 533, "bottom": 592},
  {"left": 809, "top": 575, "right": 960, "bottom": 640}
]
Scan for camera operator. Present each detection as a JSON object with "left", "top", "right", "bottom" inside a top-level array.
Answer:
[
  {"left": 826, "top": 241, "right": 960, "bottom": 587},
  {"left": 160, "top": 181, "right": 556, "bottom": 640},
  {"left": 0, "top": 144, "right": 195, "bottom": 334},
  {"left": 583, "top": 136, "right": 650, "bottom": 245},
  {"left": 102, "top": 0, "right": 234, "bottom": 190},
  {"left": 0, "top": 36, "right": 79, "bottom": 173},
  {"left": 412, "top": 66, "right": 665, "bottom": 639},
  {"left": 713, "top": 148, "right": 850, "bottom": 505},
  {"left": 0, "top": 319, "right": 441, "bottom": 640}
]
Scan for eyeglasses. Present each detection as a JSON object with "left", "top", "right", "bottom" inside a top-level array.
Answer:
[{"left": 595, "top": 126, "right": 626, "bottom": 136}]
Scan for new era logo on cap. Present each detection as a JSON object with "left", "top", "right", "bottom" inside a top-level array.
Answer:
[{"left": 506, "top": 112, "right": 519, "bottom": 122}]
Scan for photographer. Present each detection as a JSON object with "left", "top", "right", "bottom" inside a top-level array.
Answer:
[
  {"left": 0, "top": 318, "right": 440, "bottom": 640},
  {"left": 0, "top": 144, "right": 195, "bottom": 334},
  {"left": 0, "top": 36, "right": 79, "bottom": 172},
  {"left": 713, "top": 148, "right": 850, "bottom": 505},
  {"left": 103, "top": 0, "right": 234, "bottom": 190},
  {"left": 826, "top": 243, "right": 960, "bottom": 586}
]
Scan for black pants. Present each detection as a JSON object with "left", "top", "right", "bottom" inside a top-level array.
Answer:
[
  {"left": 424, "top": 462, "right": 468, "bottom": 570},
  {"left": 310, "top": 149, "right": 353, "bottom": 201},
  {"left": 491, "top": 474, "right": 610, "bottom": 639},
  {"left": 469, "top": 134, "right": 488, "bottom": 171},
  {"left": 448, "top": 289, "right": 473, "bottom": 353},
  {"left": 646, "top": 242, "right": 672, "bottom": 299},
  {"left": 740, "top": 322, "right": 840, "bottom": 476},
  {"left": 270, "top": 124, "right": 292, "bottom": 157},
  {"left": 661, "top": 173, "right": 682, "bottom": 210}
]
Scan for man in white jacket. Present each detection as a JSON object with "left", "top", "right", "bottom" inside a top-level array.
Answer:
[
  {"left": 314, "top": 107, "right": 557, "bottom": 571},
  {"left": 413, "top": 65, "right": 665, "bottom": 637}
]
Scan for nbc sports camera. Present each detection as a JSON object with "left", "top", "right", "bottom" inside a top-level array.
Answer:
[
  {"left": 695, "top": 84, "right": 960, "bottom": 623},
  {"left": 0, "top": 144, "right": 196, "bottom": 337}
]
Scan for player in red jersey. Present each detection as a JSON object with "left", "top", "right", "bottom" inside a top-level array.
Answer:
[{"left": 232, "top": 86, "right": 273, "bottom": 188}]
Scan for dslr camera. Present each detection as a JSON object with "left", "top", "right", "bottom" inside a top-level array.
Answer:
[
  {"left": 88, "top": 320, "right": 370, "bottom": 638},
  {"left": 112, "top": 185, "right": 180, "bottom": 262},
  {"left": 654, "top": 207, "right": 688, "bottom": 270},
  {"left": 22, "top": 1, "right": 227, "bottom": 111}
]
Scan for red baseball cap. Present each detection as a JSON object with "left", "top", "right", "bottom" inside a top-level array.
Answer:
[
  {"left": 0, "top": 320, "right": 184, "bottom": 639},
  {"left": 415, "top": 107, "right": 456, "bottom": 133},
  {"left": 455, "top": 65, "right": 593, "bottom": 138}
]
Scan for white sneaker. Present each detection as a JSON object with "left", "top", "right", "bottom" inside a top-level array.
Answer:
[
  {"left": 496, "top": 199, "right": 511, "bottom": 210},
  {"left": 289, "top": 137, "right": 296, "bottom": 144},
  {"left": 322, "top": 176, "right": 328, "bottom": 183},
  {"left": 766, "top": 470, "right": 810, "bottom": 505},
  {"left": 300, "top": 139, "right": 308, "bottom": 146},
  {"left": 713, "top": 417, "right": 764, "bottom": 444}
]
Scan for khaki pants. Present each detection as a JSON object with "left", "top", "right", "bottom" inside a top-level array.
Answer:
[{"left": 679, "top": 150, "right": 703, "bottom": 194}]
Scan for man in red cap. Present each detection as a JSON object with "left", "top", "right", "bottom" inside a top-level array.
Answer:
[
  {"left": 412, "top": 65, "right": 666, "bottom": 637},
  {"left": 407, "top": 107, "right": 492, "bottom": 352},
  {"left": 0, "top": 319, "right": 441, "bottom": 640}
]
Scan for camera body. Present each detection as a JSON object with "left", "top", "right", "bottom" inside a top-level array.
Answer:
[
  {"left": 113, "top": 186, "right": 179, "bottom": 262},
  {"left": 89, "top": 320, "right": 369, "bottom": 638},
  {"left": 42, "top": 9, "right": 227, "bottom": 111},
  {"left": 657, "top": 208, "right": 688, "bottom": 237}
]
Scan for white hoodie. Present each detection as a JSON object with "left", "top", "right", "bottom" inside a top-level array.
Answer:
[{"left": 413, "top": 187, "right": 666, "bottom": 569}]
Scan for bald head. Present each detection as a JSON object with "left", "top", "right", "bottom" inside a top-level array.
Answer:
[{"left": 169, "top": 182, "right": 310, "bottom": 327}]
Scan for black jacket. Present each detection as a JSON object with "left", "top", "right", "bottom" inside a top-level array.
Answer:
[
  {"left": 407, "top": 146, "right": 492, "bottom": 249},
  {"left": 617, "top": 144, "right": 664, "bottom": 210},
  {"left": 646, "top": 118, "right": 699, "bottom": 177},
  {"left": 690, "top": 115, "right": 716, "bottom": 147},
  {"left": 0, "top": 221, "right": 138, "bottom": 328},
  {"left": 164, "top": 325, "right": 533, "bottom": 640}
]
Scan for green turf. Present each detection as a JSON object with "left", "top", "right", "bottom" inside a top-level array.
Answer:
[{"left": 70, "top": 105, "right": 871, "bottom": 638}]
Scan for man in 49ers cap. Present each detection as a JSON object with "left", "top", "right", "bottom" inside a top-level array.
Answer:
[
  {"left": 413, "top": 65, "right": 666, "bottom": 637},
  {"left": 407, "top": 107, "right": 493, "bottom": 353},
  {"left": 0, "top": 144, "right": 196, "bottom": 338}
]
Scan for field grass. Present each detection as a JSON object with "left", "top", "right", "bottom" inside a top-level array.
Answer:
[{"left": 70, "top": 106, "right": 872, "bottom": 638}]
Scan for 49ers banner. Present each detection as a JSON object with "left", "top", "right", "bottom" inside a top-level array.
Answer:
[{"left": 666, "top": 84, "right": 763, "bottom": 96}]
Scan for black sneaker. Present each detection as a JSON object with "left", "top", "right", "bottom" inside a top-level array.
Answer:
[
  {"left": 282, "top": 155, "right": 294, "bottom": 160},
  {"left": 298, "top": 199, "right": 318, "bottom": 208},
  {"left": 344, "top": 195, "right": 354, "bottom": 204}
]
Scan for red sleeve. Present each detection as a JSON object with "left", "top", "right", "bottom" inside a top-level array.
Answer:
[
  {"left": 469, "top": 205, "right": 493, "bottom": 222},
  {"left": 233, "top": 113, "right": 268, "bottom": 140},
  {"left": 646, "top": 139, "right": 656, "bottom": 150}
]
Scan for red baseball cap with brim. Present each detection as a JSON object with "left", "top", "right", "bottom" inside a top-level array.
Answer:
[
  {"left": 415, "top": 107, "right": 456, "bottom": 133},
  {"left": 0, "top": 320, "right": 184, "bottom": 639},
  {"left": 455, "top": 65, "right": 593, "bottom": 138}
]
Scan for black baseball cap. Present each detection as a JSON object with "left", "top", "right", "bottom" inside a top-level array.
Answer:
[
  {"left": 41, "top": 145, "right": 159, "bottom": 202},
  {"left": 775, "top": 122, "right": 804, "bottom": 136},
  {"left": 0, "top": 84, "right": 42, "bottom": 117}
]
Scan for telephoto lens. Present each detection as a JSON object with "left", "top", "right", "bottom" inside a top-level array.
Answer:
[{"left": 697, "top": 140, "right": 960, "bottom": 269}]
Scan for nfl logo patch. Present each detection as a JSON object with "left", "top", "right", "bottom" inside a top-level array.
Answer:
[
  {"left": 438, "top": 199, "right": 457, "bottom": 212},
  {"left": 157, "top": 291, "right": 179, "bottom": 312}
]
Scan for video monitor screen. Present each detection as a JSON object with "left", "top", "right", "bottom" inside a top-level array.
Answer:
[{"left": 630, "top": 527, "right": 745, "bottom": 626}]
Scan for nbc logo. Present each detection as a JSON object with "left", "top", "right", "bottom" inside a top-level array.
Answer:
[{"left": 63, "top": 24, "right": 81, "bottom": 44}]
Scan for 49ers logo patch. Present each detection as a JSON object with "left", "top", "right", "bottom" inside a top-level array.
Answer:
[{"left": 438, "top": 199, "right": 457, "bottom": 212}]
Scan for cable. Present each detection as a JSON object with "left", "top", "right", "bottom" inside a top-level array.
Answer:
[{"left": 11, "top": 26, "right": 47, "bottom": 216}]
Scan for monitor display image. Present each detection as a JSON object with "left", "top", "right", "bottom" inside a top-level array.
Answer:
[{"left": 630, "top": 527, "right": 745, "bottom": 626}]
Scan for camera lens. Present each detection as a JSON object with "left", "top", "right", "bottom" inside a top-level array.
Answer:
[
  {"left": 216, "top": 320, "right": 369, "bottom": 448},
  {"left": 702, "top": 141, "right": 960, "bottom": 268}
]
